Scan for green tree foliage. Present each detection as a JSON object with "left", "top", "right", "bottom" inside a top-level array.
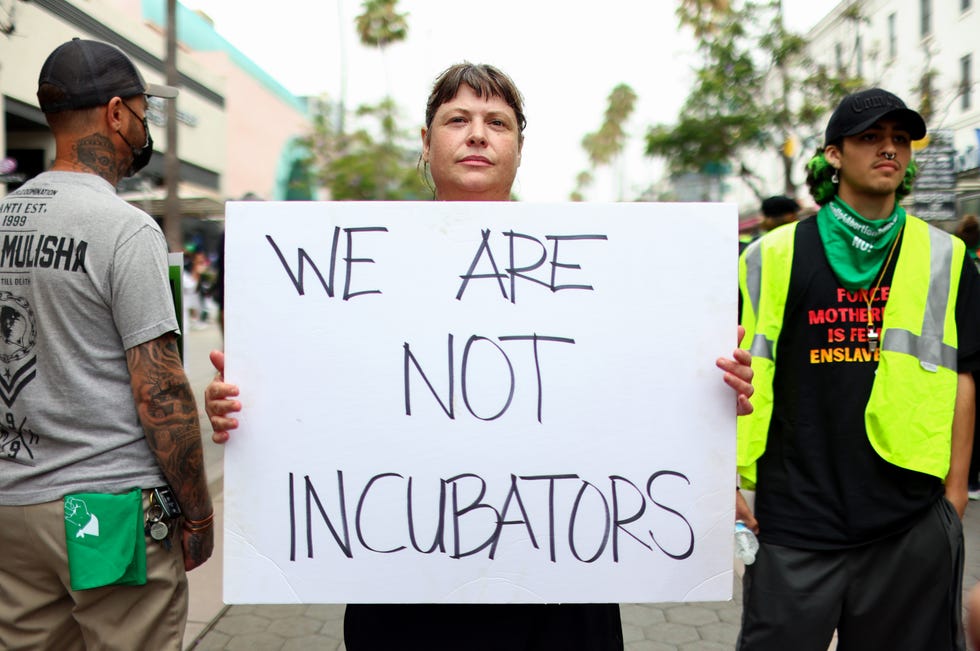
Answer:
[
  {"left": 299, "top": 0, "right": 424, "bottom": 200},
  {"left": 645, "top": 0, "right": 863, "bottom": 197},
  {"left": 302, "top": 96, "right": 428, "bottom": 201},
  {"left": 677, "top": 0, "right": 730, "bottom": 37},
  {"left": 584, "top": 84, "right": 638, "bottom": 167},
  {"left": 911, "top": 41, "right": 939, "bottom": 124},
  {"left": 572, "top": 84, "right": 637, "bottom": 201}
]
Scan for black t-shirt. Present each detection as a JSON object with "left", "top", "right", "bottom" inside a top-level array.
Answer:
[{"left": 754, "top": 217, "right": 980, "bottom": 550}]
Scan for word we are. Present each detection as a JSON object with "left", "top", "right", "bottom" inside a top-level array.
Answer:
[{"left": 264, "top": 226, "right": 608, "bottom": 303}]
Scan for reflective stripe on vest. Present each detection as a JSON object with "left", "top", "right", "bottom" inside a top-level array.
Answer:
[
  {"left": 880, "top": 225, "right": 957, "bottom": 372},
  {"left": 737, "top": 216, "right": 962, "bottom": 485},
  {"left": 865, "top": 216, "right": 961, "bottom": 478},
  {"left": 737, "top": 224, "right": 797, "bottom": 486},
  {"left": 743, "top": 238, "right": 778, "bottom": 362}
]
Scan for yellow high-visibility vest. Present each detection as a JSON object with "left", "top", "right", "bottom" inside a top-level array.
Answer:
[{"left": 737, "top": 215, "right": 964, "bottom": 487}]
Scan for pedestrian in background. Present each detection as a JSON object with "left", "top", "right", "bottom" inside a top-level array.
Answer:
[
  {"left": 183, "top": 248, "right": 209, "bottom": 324},
  {"left": 954, "top": 213, "right": 980, "bottom": 501},
  {"left": 737, "top": 88, "right": 980, "bottom": 650},
  {"left": 759, "top": 195, "right": 800, "bottom": 232},
  {"left": 188, "top": 249, "right": 214, "bottom": 328},
  {"left": 0, "top": 39, "right": 214, "bottom": 650},
  {"left": 204, "top": 62, "right": 754, "bottom": 650},
  {"left": 739, "top": 195, "right": 801, "bottom": 254},
  {"left": 955, "top": 214, "right": 980, "bottom": 266}
]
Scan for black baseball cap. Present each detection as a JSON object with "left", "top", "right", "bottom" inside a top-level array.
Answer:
[
  {"left": 824, "top": 88, "right": 926, "bottom": 145},
  {"left": 37, "top": 38, "right": 178, "bottom": 113}
]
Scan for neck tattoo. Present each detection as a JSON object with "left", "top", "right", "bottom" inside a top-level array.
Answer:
[{"left": 74, "top": 133, "right": 121, "bottom": 184}]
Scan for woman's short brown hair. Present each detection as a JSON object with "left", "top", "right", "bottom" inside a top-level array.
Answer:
[{"left": 424, "top": 63, "right": 526, "bottom": 140}]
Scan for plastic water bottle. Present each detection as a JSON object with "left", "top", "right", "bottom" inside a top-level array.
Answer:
[{"left": 734, "top": 520, "right": 759, "bottom": 565}]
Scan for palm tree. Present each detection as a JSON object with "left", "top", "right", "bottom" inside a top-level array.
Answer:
[
  {"left": 352, "top": 0, "right": 410, "bottom": 196},
  {"left": 579, "top": 84, "right": 638, "bottom": 200},
  {"left": 355, "top": 0, "right": 408, "bottom": 49}
]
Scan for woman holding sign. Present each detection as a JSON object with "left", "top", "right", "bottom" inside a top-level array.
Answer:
[{"left": 205, "top": 63, "right": 754, "bottom": 650}]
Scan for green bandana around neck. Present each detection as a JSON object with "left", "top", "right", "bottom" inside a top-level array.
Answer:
[{"left": 816, "top": 196, "right": 906, "bottom": 290}]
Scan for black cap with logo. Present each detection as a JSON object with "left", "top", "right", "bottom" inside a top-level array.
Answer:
[
  {"left": 824, "top": 88, "right": 926, "bottom": 146},
  {"left": 37, "top": 38, "right": 178, "bottom": 113}
]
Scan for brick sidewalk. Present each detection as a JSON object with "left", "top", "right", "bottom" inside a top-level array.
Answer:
[{"left": 188, "top": 502, "right": 980, "bottom": 650}]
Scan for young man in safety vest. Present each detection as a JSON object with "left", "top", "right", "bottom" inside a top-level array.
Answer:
[{"left": 736, "top": 88, "right": 980, "bottom": 650}]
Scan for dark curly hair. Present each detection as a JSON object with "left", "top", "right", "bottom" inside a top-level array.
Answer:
[{"left": 804, "top": 145, "right": 918, "bottom": 206}]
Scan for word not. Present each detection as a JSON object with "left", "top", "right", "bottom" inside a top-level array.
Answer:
[
  {"left": 266, "top": 226, "right": 388, "bottom": 300},
  {"left": 404, "top": 333, "right": 575, "bottom": 423},
  {"left": 288, "top": 469, "right": 694, "bottom": 564},
  {"left": 456, "top": 230, "right": 608, "bottom": 303}
]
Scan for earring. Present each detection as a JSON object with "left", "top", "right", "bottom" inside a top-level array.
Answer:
[{"left": 831, "top": 169, "right": 839, "bottom": 185}]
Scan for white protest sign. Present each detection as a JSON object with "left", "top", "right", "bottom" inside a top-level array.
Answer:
[{"left": 223, "top": 201, "right": 737, "bottom": 604}]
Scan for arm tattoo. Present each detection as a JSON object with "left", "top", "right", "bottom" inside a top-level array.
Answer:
[
  {"left": 127, "top": 334, "right": 213, "bottom": 520},
  {"left": 184, "top": 530, "right": 212, "bottom": 569}
]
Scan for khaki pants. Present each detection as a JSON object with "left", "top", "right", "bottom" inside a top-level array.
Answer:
[{"left": 0, "top": 493, "right": 188, "bottom": 651}]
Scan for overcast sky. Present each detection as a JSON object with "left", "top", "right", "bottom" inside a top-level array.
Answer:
[{"left": 187, "top": 1, "right": 835, "bottom": 202}]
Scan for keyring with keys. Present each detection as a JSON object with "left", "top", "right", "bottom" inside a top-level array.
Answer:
[{"left": 145, "top": 492, "right": 173, "bottom": 550}]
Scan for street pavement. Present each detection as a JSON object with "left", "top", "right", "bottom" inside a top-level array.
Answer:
[{"left": 181, "top": 322, "right": 980, "bottom": 651}]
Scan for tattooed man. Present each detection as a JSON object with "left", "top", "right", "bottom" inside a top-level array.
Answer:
[{"left": 0, "top": 39, "right": 213, "bottom": 650}]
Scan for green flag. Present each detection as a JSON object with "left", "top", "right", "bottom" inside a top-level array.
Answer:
[{"left": 64, "top": 488, "right": 147, "bottom": 591}]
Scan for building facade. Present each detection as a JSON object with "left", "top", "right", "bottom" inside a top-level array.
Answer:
[
  {"left": 721, "top": 0, "right": 978, "bottom": 223},
  {"left": 0, "top": 0, "right": 311, "bottom": 240},
  {"left": 141, "top": 0, "right": 312, "bottom": 202},
  {"left": 806, "top": 0, "right": 979, "bottom": 222}
]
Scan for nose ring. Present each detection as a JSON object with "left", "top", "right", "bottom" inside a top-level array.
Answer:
[{"left": 883, "top": 152, "right": 896, "bottom": 160}]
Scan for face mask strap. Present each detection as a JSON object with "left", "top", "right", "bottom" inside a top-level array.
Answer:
[{"left": 118, "top": 100, "right": 153, "bottom": 176}]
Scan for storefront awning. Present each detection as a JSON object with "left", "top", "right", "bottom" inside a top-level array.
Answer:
[{"left": 119, "top": 190, "right": 226, "bottom": 219}]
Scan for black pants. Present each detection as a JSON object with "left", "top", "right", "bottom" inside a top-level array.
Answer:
[
  {"left": 344, "top": 603, "right": 623, "bottom": 651},
  {"left": 971, "top": 371, "right": 980, "bottom": 489},
  {"left": 738, "top": 497, "right": 965, "bottom": 651}
]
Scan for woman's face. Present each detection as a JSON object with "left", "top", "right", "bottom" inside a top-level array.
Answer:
[{"left": 422, "top": 84, "right": 522, "bottom": 201}]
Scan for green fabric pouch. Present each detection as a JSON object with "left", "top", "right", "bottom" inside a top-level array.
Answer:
[{"left": 63, "top": 488, "right": 147, "bottom": 591}]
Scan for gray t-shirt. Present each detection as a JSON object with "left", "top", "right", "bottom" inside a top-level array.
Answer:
[{"left": 0, "top": 171, "right": 179, "bottom": 505}]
